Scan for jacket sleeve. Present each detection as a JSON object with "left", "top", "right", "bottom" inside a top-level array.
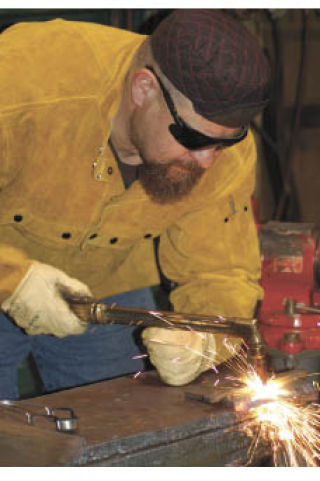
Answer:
[
  {"left": 159, "top": 132, "right": 263, "bottom": 321},
  {"left": 0, "top": 110, "right": 33, "bottom": 304}
]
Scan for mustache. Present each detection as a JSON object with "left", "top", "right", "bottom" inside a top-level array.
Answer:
[{"left": 141, "top": 159, "right": 204, "bottom": 176}]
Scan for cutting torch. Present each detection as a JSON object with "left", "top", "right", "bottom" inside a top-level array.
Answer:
[{"left": 70, "top": 299, "right": 268, "bottom": 382}]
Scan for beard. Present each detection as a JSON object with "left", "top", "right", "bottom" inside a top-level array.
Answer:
[
  {"left": 138, "top": 157, "right": 205, "bottom": 204},
  {"left": 129, "top": 117, "right": 205, "bottom": 203}
]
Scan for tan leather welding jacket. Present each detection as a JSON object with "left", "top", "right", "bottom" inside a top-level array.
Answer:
[{"left": 0, "top": 19, "right": 263, "bottom": 322}]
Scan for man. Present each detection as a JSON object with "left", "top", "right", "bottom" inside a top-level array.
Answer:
[{"left": 0, "top": 9, "right": 270, "bottom": 399}]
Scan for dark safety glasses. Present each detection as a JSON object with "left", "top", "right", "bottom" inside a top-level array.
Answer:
[{"left": 146, "top": 65, "right": 248, "bottom": 151}]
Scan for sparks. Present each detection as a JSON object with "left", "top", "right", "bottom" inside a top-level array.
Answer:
[
  {"left": 170, "top": 356, "right": 181, "bottom": 363},
  {"left": 198, "top": 339, "right": 320, "bottom": 466},
  {"left": 230, "top": 359, "right": 320, "bottom": 466},
  {"left": 211, "top": 365, "right": 219, "bottom": 374},
  {"left": 132, "top": 354, "right": 149, "bottom": 360},
  {"left": 149, "top": 310, "right": 174, "bottom": 327}
]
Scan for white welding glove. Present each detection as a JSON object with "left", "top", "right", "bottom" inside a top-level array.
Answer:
[
  {"left": 142, "top": 327, "right": 243, "bottom": 386},
  {"left": 1, "top": 261, "right": 93, "bottom": 337},
  {"left": 142, "top": 327, "right": 218, "bottom": 386}
]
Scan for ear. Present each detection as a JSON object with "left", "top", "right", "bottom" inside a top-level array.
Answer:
[{"left": 131, "top": 68, "right": 158, "bottom": 108}]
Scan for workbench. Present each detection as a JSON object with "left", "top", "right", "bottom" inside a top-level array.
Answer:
[{"left": 0, "top": 371, "right": 270, "bottom": 467}]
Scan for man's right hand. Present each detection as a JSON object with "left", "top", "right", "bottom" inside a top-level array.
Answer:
[{"left": 1, "top": 261, "right": 93, "bottom": 337}]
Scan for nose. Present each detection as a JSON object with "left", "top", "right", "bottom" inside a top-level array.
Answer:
[{"left": 188, "top": 147, "right": 221, "bottom": 169}]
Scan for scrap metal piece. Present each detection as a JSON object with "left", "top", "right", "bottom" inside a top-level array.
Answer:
[
  {"left": 46, "top": 407, "right": 78, "bottom": 432},
  {"left": 185, "top": 369, "right": 319, "bottom": 413},
  {"left": 185, "top": 387, "right": 232, "bottom": 405}
]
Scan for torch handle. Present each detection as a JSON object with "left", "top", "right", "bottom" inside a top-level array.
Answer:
[{"left": 69, "top": 299, "right": 254, "bottom": 337}]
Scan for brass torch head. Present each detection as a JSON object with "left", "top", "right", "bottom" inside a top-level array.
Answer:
[
  {"left": 249, "top": 353, "right": 268, "bottom": 383},
  {"left": 246, "top": 321, "right": 268, "bottom": 383}
]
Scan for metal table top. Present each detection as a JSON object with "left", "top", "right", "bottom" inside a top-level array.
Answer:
[{"left": 0, "top": 371, "right": 267, "bottom": 466}]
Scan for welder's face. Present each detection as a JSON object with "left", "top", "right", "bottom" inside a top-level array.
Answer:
[{"left": 130, "top": 68, "right": 244, "bottom": 204}]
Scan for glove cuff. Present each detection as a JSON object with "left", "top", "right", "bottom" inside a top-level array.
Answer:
[{"left": 1, "top": 262, "right": 36, "bottom": 311}]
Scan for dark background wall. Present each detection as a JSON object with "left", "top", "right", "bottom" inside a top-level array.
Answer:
[
  {"left": 0, "top": 9, "right": 167, "bottom": 33},
  {"left": 237, "top": 10, "right": 320, "bottom": 226}
]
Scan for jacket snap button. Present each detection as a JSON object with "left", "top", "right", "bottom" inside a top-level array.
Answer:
[
  {"left": 89, "top": 233, "right": 98, "bottom": 239},
  {"left": 13, "top": 214, "right": 23, "bottom": 222},
  {"left": 244, "top": 206, "right": 248, "bottom": 211},
  {"left": 144, "top": 233, "right": 152, "bottom": 238},
  {"left": 110, "top": 237, "right": 118, "bottom": 244},
  {"left": 107, "top": 166, "right": 113, "bottom": 175},
  {"left": 224, "top": 217, "right": 229, "bottom": 223},
  {"left": 62, "top": 232, "right": 71, "bottom": 239}
]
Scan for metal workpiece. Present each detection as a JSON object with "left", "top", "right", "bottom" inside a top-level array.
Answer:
[{"left": 186, "top": 369, "right": 318, "bottom": 410}]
